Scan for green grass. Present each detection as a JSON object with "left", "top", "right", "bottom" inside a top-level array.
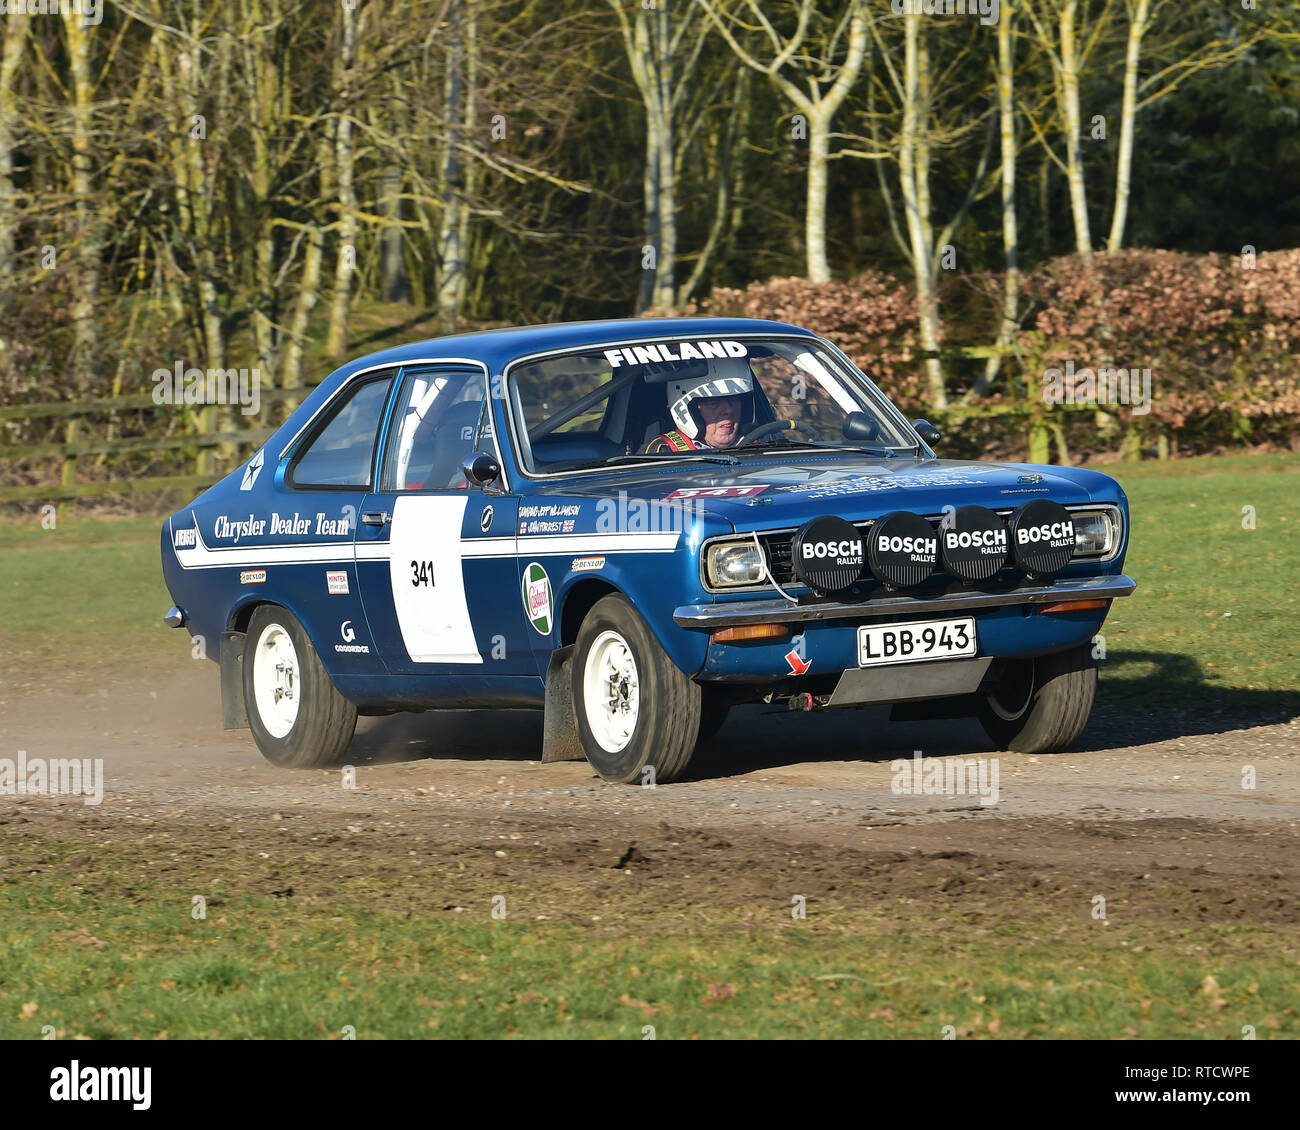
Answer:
[
  {"left": 0, "top": 516, "right": 170, "bottom": 678},
  {"left": 1098, "top": 453, "right": 1300, "bottom": 710},
  {"left": 1, "top": 854, "right": 1292, "bottom": 1040}
]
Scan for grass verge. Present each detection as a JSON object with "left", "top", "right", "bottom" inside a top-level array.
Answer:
[{"left": 1, "top": 832, "right": 1294, "bottom": 1039}]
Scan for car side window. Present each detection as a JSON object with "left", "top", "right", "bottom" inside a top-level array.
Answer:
[
  {"left": 289, "top": 375, "right": 393, "bottom": 489},
  {"left": 381, "top": 368, "right": 486, "bottom": 491}
]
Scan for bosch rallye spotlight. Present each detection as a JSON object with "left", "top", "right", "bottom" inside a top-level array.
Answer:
[
  {"left": 791, "top": 515, "right": 865, "bottom": 594},
  {"left": 867, "top": 511, "right": 938, "bottom": 588},
  {"left": 940, "top": 505, "right": 1010, "bottom": 582},
  {"left": 1009, "top": 499, "right": 1076, "bottom": 579}
]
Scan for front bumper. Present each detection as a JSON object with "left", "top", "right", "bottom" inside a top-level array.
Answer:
[{"left": 674, "top": 573, "right": 1137, "bottom": 628}]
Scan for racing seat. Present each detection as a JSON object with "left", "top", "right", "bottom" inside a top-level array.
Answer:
[{"left": 406, "top": 400, "right": 483, "bottom": 489}]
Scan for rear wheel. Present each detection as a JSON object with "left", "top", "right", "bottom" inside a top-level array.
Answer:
[
  {"left": 572, "top": 594, "right": 701, "bottom": 783},
  {"left": 243, "top": 606, "right": 357, "bottom": 767},
  {"left": 977, "top": 643, "right": 1097, "bottom": 754}
]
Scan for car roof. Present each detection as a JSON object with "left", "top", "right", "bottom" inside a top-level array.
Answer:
[{"left": 330, "top": 316, "right": 816, "bottom": 380}]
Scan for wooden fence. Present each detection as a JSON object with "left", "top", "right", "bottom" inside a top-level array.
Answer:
[{"left": 0, "top": 385, "right": 317, "bottom": 504}]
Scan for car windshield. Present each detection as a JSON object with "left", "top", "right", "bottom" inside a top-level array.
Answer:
[{"left": 506, "top": 335, "right": 915, "bottom": 474}]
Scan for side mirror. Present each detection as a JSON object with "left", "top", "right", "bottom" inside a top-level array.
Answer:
[
  {"left": 462, "top": 451, "right": 501, "bottom": 487},
  {"left": 842, "top": 411, "right": 880, "bottom": 442},
  {"left": 911, "top": 418, "right": 942, "bottom": 447}
]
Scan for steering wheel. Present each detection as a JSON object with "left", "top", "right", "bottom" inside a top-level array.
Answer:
[{"left": 742, "top": 419, "right": 821, "bottom": 445}]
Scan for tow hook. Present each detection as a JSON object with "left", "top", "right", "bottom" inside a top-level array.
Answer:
[{"left": 788, "top": 692, "right": 829, "bottom": 712}]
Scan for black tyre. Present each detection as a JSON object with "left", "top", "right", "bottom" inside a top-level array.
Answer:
[
  {"left": 242, "top": 605, "right": 358, "bottom": 767},
  {"left": 977, "top": 642, "right": 1097, "bottom": 754},
  {"left": 572, "top": 594, "right": 702, "bottom": 783}
]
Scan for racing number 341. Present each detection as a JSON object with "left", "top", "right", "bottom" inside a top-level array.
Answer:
[{"left": 411, "top": 560, "right": 435, "bottom": 586}]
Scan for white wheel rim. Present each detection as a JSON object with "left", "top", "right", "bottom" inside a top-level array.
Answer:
[
  {"left": 582, "top": 630, "right": 640, "bottom": 754},
  {"left": 252, "top": 622, "right": 301, "bottom": 739}
]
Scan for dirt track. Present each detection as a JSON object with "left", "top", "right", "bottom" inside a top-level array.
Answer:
[{"left": 3, "top": 664, "right": 1297, "bottom": 931}]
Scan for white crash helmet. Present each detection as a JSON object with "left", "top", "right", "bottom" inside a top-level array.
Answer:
[{"left": 667, "top": 357, "right": 753, "bottom": 439}]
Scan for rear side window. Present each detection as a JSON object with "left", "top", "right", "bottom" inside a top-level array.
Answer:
[{"left": 290, "top": 376, "right": 393, "bottom": 489}]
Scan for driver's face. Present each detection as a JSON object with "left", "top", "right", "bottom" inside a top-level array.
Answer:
[{"left": 698, "top": 397, "right": 742, "bottom": 447}]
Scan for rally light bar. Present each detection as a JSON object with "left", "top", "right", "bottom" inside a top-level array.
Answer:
[
  {"left": 775, "top": 500, "right": 1077, "bottom": 595},
  {"left": 700, "top": 504, "right": 1122, "bottom": 594}
]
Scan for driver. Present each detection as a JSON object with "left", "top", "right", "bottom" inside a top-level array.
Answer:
[{"left": 644, "top": 358, "right": 753, "bottom": 453}]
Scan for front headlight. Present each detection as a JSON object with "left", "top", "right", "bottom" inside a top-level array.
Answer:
[
  {"left": 706, "top": 540, "right": 766, "bottom": 587},
  {"left": 1070, "top": 508, "right": 1119, "bottom": 558}
]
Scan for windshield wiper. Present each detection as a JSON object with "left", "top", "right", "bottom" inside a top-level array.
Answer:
[
  {"left": 824, "top": 444, "right": 899, "bottom": 458},
  {"left": 601, "top": 452, "right": 740, "bottom": 467},
  {"left": 735, "top": 439, "right": 898, "bottom": 457},
  {"left": 732, "top": 438, "right": 825, "bottom": 453}
]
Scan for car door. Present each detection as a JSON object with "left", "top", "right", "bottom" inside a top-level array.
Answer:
[
  {"left": 355, "top": 364, "right": 529, "bottom": 675},
  {"left": 276, "top": 368, "right": 397, "bottom": 672}
]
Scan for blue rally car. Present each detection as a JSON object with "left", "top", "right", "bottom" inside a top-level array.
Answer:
[{"left": 161, "top": 318, "right": 1136, "bottom": 783}]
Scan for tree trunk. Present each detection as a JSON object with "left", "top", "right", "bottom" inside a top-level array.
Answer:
[
  {"left": 281, "top": 128, "right": 335, "bottom": 392},
  {"left": 806, "top": 109, "right": 832, "bottom": 286},
  {"left": 248, "top": 0, "right": 280, "bottom": 376},
  {"left": 327, "top": 2, "right": 358, "bottom": 359},
  {"left": 1107, "top": 0, "right": 1150, "bottom": 253},
  {"left": 456, "top": 1, "right": 478, "bottom": 316},
  {"left": 637, "top": 114, "right": 660, "bottom": 314},
  {"left": 899, "top": 14, "right": 945, "bottom": 407},
  {"left": 651, "top": 6, "right": 677, "bottom": 310},
  {"left": 0, "top": 12, "right": 27, "bottom": 336},
  {"left": 379, "top": 165, "right": 409, "bottom": 303},
  {"left": 1059, "top": 0, "right": 1092, "bottom": 260},
  {"left": 436, "top": 3, "right": 466, "bottom": 328},
  {"left": 60, "top": 9, "right": 100, "bottom": 395},
  {"left": 974, "top": 2, "right": 1020, "bottom": 397}
]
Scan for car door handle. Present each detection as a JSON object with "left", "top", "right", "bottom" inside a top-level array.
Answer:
[{"left": 361, "top": 510, "right": 391, "bottom": 527}]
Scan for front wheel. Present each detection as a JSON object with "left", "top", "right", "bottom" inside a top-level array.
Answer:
[
  {"left": 572, "top": 594, "right": 701, "bottom": 783},
  {"left": 243, "top": 605, "right": 358, "bottom": 767},
  {"left": 977, "top": 643, "right": 1097, "bottom": 754}
]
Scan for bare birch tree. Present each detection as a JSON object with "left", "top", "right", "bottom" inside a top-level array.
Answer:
[{"left": 697, "top": 0, "right": 869, "bottom": 284}]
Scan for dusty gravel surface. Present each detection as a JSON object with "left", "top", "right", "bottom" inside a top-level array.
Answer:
[{"left": 3, "top": 664, "right": 1297, "bottom": 929}]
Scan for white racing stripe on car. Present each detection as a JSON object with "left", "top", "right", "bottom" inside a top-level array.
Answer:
[
  {"left": 171, "top": 519, "right": 679, "bottom": 568},
  {"left": 174, "top": 522, "right": 361, "bottom": 569},
  {"left": 458, "top": 537, "right": 522, "bottom": 559},
  {"left": 516, "top": 532, "right": 679, "bottom": 556}
]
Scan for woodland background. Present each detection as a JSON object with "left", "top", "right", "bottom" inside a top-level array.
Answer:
[{"left": 1, "top": 0, "right": 1298, "bottom": 499}]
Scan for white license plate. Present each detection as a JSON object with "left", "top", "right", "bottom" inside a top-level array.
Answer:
[{"left": 858, "top": 616, "right": 977, "bottom": 667}]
